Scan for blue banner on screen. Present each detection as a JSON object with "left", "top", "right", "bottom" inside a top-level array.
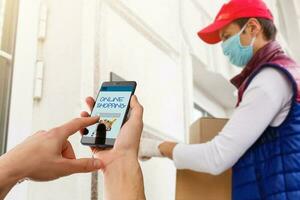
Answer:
[{"left": 86, "top": 85, "right": 133, "bottom": 139}]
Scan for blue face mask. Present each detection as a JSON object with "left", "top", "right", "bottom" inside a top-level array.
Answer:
[{"left": 221, "top": 24, "right": 256, "bottom": 67}]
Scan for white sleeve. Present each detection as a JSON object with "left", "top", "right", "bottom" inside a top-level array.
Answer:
[{"left": 173, "top": 68, "right": 293, "bottom": 175}]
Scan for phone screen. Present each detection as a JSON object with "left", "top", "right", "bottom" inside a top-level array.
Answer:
[{"left": 85, "top": 85, "right": 134, "bottom": 139}]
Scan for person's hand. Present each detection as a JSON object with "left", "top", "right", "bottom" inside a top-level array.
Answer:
[
  {"left": 158, "top": 141, "right": 177, "bottom": 159},
  {"left": 138, "top": 138, "right": 164, "bottom": 161},
  {"left": 80, "top": 95, "right": 146, "bottom": 200},
  {"left": 80, "top": 95, "right": 143, "bottom": 166},
  {"left": 0, "top": 116, "right": 103, "bottom": 183}
]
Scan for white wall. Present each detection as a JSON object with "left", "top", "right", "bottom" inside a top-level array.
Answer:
[
  {"left": 7, "top": 0, "right": 93, "bottom": 199},
  {"left": 6, "top": 0, "right": 40, "bottom": 199},
  {"left": 97, "top": 3, "right": 186, "bottom": 141},
  {"left": 27, "top": 0, "right": 94, "bottom": 199},
  {"left": 94, "top": 2, "right": 184, "bottom": 199}
]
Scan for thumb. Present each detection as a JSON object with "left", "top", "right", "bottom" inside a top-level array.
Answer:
[{"left": 61, "top": 158, "right": 104, "bottom": 175}]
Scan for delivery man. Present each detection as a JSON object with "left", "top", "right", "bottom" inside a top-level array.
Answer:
[{"left": 139, "top": 0, "right": 300, "bottom": 199}]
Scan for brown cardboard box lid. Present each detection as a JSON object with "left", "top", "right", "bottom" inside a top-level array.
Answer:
[{"left": 189, "top": 117, "right": 228, "bottom": 144}]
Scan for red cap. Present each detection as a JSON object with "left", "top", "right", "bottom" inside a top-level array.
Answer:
[{"left": 198, "top": 0, "right": 273, "bottom": 44}]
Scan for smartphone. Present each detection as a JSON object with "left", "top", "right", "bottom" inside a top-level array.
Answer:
[{"left": 81, "top": 81, "right": 137, "bottom": 148}]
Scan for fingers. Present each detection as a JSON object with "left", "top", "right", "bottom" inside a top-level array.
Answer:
[
  {"left": 56, "top": 116, "right": 99, "bottom": 139},
  {"left": 78, "top": 96, "right": 95, "bottom": 136},
  {"left": 62, "top": 141, "right": 76, "bottom": 159},
  {"left": 85, "top": 96, "right": 95, "bottom": 111},
  {"left": 128, "top": 95, "right": 144, "bottom": 122},
  {"left": 80, "top": 111, "right": 90, "bottom": 118},
  {"left": 79, "top": 111, "right": 90, "bottom": 135},
  {"left": 60, "top": 158, "right": 103, "bottom": 175},
  {"left": 79, "top": 109, "right": 96, "bottom": 152}
]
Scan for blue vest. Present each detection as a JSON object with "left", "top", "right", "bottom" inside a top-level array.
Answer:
[{"left": 232, "top": 64, "right": 300, "bottom": 200}]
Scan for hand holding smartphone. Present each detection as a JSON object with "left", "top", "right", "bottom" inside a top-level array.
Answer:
[{"left": 81, "top": 81, "right": 137, "bottom": 148}]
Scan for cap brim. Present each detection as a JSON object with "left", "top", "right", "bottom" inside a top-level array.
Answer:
[{"left": 198, "top": 19, "right": 232, "bottom": 44}]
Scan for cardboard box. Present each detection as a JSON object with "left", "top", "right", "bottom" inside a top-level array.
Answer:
[
  {"left": 189, "top": 117, "right": 229, "bottom": 144},
  {"left": 176, "top": 118, "right": 231, "bottom": 200}
]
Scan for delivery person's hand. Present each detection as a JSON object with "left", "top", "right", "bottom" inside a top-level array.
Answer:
[
  {"left": 139, "top": 138, "right": 178, "bottom": 160},
  {"left": 138, "top": 138, "right": 164, "bottom": 160}
]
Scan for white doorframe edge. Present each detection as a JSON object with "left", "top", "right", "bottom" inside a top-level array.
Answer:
[{"left": 6, "top": 0, "right": 40, "bottom": 199}]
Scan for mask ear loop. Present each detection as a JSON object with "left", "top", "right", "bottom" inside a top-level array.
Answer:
[
  {"left": 250, "top": 36, "right": 256, "bottom": 46},
  {"left": 239, "top": 23, "right": 256, "bottom": 46},
  {"left": 238, "top": 23, "right": 248, "bottom": 35}
]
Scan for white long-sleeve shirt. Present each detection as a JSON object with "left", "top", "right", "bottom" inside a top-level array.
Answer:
[{"left": 173, "top": 67, "right": 293, "bottom": 175}]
